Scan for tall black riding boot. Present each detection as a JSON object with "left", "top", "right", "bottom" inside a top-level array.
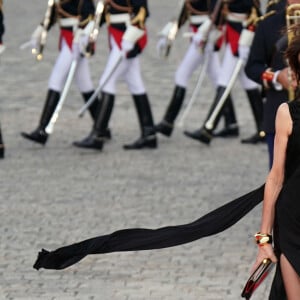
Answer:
[
  {"left": 73, "top": 92, "right": 115, "bottom": 150},
  {"left": 123, "top": 94, "right": 157, "bottom": 150},
  {"left": 21, "top": 89, "right": 60, "bottom": 145},
  {"left": 184, "top": 86, "right": 230, "bottom": 145},
  {"left": 81, "top": 91, "right": 99, "bottom": 121},
  {"left": 0, "top": 124, "right": 4, "bottom": 159},
  {"left": 241, "top": 88, "right": 265, "bottom": 144},
  {"left": 214, "top": 94, "right": 239, "bottom": 137},
  {"left": 82, "top": 91, "right": 111, "bottom": 139},
  {"left": 155, "top": 85, "right": 186, "bottom": 137}
]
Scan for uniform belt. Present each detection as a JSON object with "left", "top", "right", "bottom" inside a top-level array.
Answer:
[
  {"left": 59, "top": 18, "right": 79, "bottom": 28},
  {"left": 226, "top": 13, "right": 247, "bottom": 23},
  {"left": 189, "top": 15, "right": 209, "bottom": 25},
  {"left": 109, "top": 13, "right": 131, "bottom": 25}
]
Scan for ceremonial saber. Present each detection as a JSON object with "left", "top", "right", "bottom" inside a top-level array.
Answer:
[
  {"left": 177, "top": 54, "right": 209, "bottom": 128},
  {"left": 205, "top": 58, "right": 243, "bottom": 130},
  {"left": 45, "top": 59, "right": 78, "bottom": 134},
  {"left": 78, "top": 53, "right": 123, "bottom": 117}
]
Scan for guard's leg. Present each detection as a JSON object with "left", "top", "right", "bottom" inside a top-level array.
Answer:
[
  {"left": 241, "top": 88, "right": 265, "bottom": 144},
  {"left": 155, "top": 43, "right": 203, "bottom": 137},
  {"left": 21, "top": 40, "right": 72, "bottom": 145},
  {"left": 123, "top": 93, "right": 157, "bottom": 150},
  {"left": 213, "top": 94, "right": 239, "bottom": 137},
  {"left": 0, "top": 123, "right": 4, "bottom": 159},
  {"left": 73, "top": 92, "right": 115, "bottom": 150},
  {"left": 155, "top": 85, "right": 186, "bottom": 136},
  {"left": 21, "top": 89, "right": 60, "bottom": 145},
  {"left": 184, "top": 86, "right": 231, "bottom": 145}
]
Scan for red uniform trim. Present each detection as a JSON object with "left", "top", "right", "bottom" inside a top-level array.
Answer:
[
  {"left": 59, "top": 29, "right": 74, "bottom": 50},
  {"left": 108, "top": 26, "right": 147, "bottom": 54},
  {"left": 225, "top": 24, "right": 240, "bottom": 56}
]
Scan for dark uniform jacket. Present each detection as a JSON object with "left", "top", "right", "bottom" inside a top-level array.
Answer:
[
  {"left": 0, "top": 0, "right": 4, "bottom": 44},
  {"left": 245, "top": 10, "right": 288, "bottom": 134},
  {"left": 104, "top": 0, "right": 149, "bottom": 58}
]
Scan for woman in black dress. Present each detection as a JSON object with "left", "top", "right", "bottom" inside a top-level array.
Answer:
[
  {"left": 33, "top": 22, "right": 300, "bottom": 299},
  {"left": 251, "top": 29, "right": 300, "bottom": 299}
]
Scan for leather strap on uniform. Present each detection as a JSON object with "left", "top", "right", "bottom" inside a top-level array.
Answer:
[
  {"left": 185, "top": 0, "right": 209, "bottom": 15},
  {"left": 131, "top": 7, "right": 146, "bottom": 29},
  {"left": 106, "top": 0, "right": 132, "bottom": 13}
]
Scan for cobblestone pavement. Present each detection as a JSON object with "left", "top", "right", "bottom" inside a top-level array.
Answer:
[{"left": 1, "top": 1, "right": 273, "bottom": 300}]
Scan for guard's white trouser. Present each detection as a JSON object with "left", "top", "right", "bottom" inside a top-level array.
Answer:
[
  {"left": 48, "top": 39, "right": 94, "bottom": 93},
  {"left": 175, "top": 42, "right": 220, "bottom": 88},
  {"left": 100, "top": 36, "right": 146, "bottom": 95},
  {"left": 217, "top": 44, "right": 258, "bottom": 89}
]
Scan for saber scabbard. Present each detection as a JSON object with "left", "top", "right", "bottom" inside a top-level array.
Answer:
[{"left": 45, "top": 59, "right": 78, "bottom": 134}]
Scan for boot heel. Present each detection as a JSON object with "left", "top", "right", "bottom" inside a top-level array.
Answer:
[{"left": 0, "top": 144, "right": 4, "bottom": 159}]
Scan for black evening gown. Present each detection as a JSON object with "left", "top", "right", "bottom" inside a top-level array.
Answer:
[{"left": 33, "top": 100, "right": 300, "bottom": 299}]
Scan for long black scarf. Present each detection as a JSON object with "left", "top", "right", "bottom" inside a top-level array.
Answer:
[{"left": 33, "top": 185, "right": 264, "bottom": 270}]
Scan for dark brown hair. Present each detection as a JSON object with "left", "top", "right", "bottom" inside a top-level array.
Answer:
[{"left": 286, "top": 24, "right": 300, "bottom": 85}]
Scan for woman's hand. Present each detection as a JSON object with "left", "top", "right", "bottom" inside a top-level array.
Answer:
[{"left": 251, "top": 244, "right": 277, "bottom": 273}]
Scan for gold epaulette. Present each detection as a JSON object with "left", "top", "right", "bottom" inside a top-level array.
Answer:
[
  {"left": 254, "top": 10, "right": 276, "bottom": 26},
  {"left": 266, "top": 0, "right": 281, "bottom": 10},
  {"left": 131, "top": 7, "right": 146, "bottom": 29},
  {"left": 79, "top": 14, "right": 94, "bottom": 27}
]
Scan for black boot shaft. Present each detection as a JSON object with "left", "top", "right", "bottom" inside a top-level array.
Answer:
[
  {"left": 155, "top": 85, "right": 186, "bottom": 137},
  {"left": 123, "top": 93, "right": 157, "bottom": 150},
  {"left": 21, "top": 89, "right": 60, "bottom": 145},
  {"left": 82, "top": 91, "right": 99, "bottom": 121},
  {"left": 39, "top": 90, "right": 60, "bottom": 129},
  {"left": 73, "top": 92, "right": 115, "bottom": 150},
  {"left": 0, "top": 124, "right": 4, "bottom": 159},
  {"left": 184, "top": 86, "right": 232, "bottom": 145},
  {"left": 246, "top": 88, "right": 264, "bottom": 132}
]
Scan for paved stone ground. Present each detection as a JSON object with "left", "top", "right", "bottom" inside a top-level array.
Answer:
[{"left": 1, "top": 1, "right": 274, "bottom": 300}]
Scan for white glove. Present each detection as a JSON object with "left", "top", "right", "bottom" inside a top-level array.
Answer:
[
  {"left": 156, "top": 36, "right": 168, "bottom": 57},
  {"left": 121, "top": 39, "right": 135, "bottom": 57},
  {"left": 121, "top": 25, "right": 144, "bottom": 57},
  {"left": 0, "top": 44, "right": 6, "bottom": 55},
  {"left": 30, "top": 24, "right": 44, "bottom": 49},
  {"left": 192, "top": 18, "right": 212, "bottom": 46}
]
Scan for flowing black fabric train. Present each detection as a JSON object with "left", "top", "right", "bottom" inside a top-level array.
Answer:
[{"left": 33, "top": 185, "right": 264, "bottom": 270}]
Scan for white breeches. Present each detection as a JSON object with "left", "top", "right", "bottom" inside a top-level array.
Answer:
[
  {"left": 217, "top": 44, "right": 258, "bottom": 90},
  {"left": 48, "top": 39, "right": 94, "bottom": 93},
  {"left": 100, "top": 37, "right": 146, "bottom": 95},
  {"left": 175, "top": 43, "right": 220, "bottom": 88}
]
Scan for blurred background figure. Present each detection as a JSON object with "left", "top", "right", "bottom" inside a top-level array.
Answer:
[
  {"left": 0, "top": 0, "right": 5, "bottom": 159},
  {"left": 73, "top": 0, "right": 158, "bottom": 151},
  {"left": 21, "top": 0, "right": 99, "bottom": 146},
  {"left": 155, "top": 0, "right": 239, "bottom": 139},
  {"left": 184, "top": 0, "right": 265, "bottom": 145}
]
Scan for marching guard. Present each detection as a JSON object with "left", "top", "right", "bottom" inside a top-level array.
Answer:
[
  {"left": 154, "top": 0, "right": 238, "bottom": 138},
  {"left": 21, "top": 0, "right": 100, "bottom": 145},
  {"left": 245, "top": 0, "right": 294, "bottom": 169},
  {"left": 184, "top": 0, "right": 265, "bottom": 145},
  {"left": 0, "top": 0, "right": 5, "bottom": 159},
  {"left": 73, "top": 0, "right": 157, "bottom": 150}
]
